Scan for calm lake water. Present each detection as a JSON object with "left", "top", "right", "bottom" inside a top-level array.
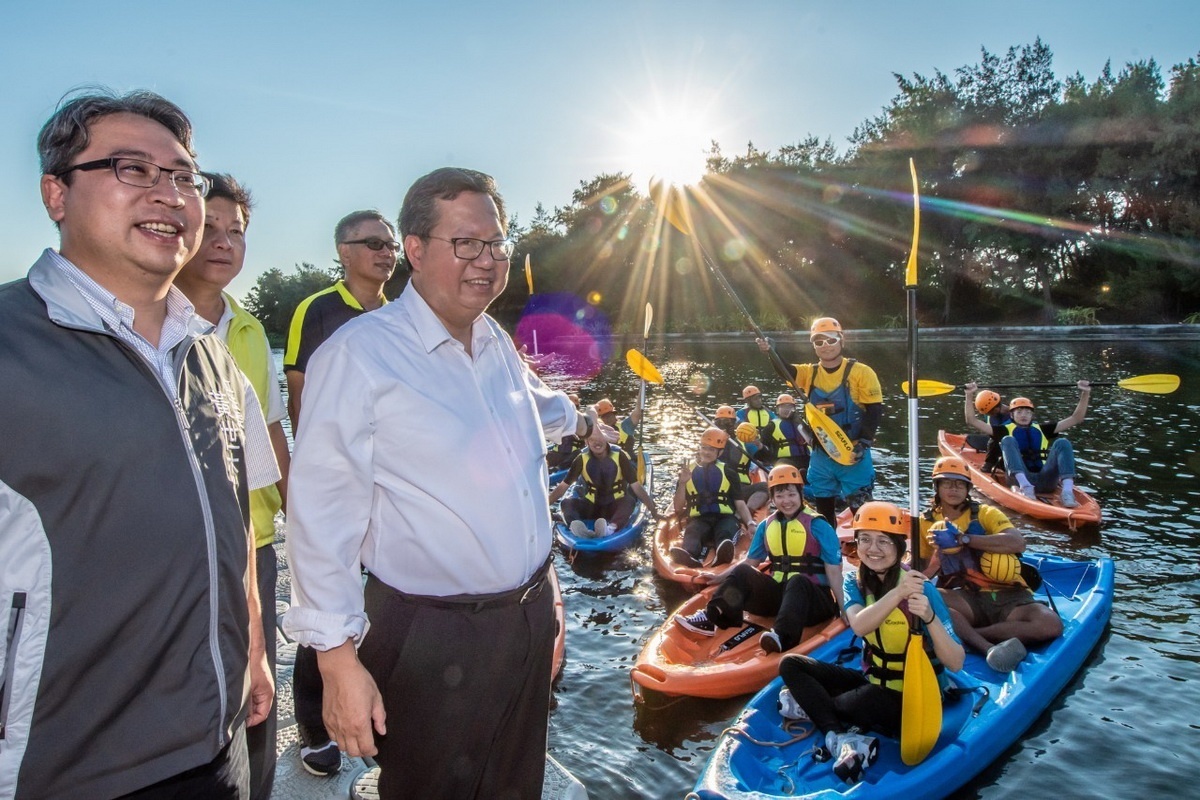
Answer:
[{"left": 277, "top": 334, "right": 1200, "bottom": 798}]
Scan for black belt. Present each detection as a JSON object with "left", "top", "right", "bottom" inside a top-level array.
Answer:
[{"left": 369, "top": 555, "right": 553, "bottom": 613}]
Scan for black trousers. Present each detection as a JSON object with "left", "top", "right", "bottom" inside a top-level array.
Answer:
[
  {"left": 681, "top": 513, "right": 740, "bottom": 557},
  {"left": 561, "top": 493, "right": 636, "bottom": 528},
  {"left": 357, "top": 569, "right": 555, "bottom": 800},
  {"left": 247, "top": 544, "right": 277, "bottom": 800},
  {"left": 708, "top": 566, "right": 838, "bottom": 650},
  {"left": 779, "top": 654, "right": 903, "bottom": 738},
  {"left": 114, "top": 726, "right": 249, "bottom": 800}
]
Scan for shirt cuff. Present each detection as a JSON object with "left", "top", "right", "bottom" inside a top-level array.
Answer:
[{"left": 282, "top": 606, "right": 369, "bottom": 650}]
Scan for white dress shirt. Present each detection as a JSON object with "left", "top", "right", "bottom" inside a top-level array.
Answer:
[{"left": 284, "top": 284, "right": 579, "bottom": 650}]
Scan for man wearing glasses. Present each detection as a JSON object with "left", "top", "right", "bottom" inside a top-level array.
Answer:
[
  {"left": 281, "top": 208, "right": 397, "bottom": 777},
  {"left": 0, "top": 89, "right": 278, "bottom": 799},
  {"left": 285, "top": 168, "right": 593, "bottom": 798},
  {"left": 757, "top": 317, "right": 884, "bottom": 529}
]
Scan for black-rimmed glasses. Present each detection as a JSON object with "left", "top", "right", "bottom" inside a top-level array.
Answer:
[
  {"left": 56, "top": 157, "right": 211, "bottom": 198},
  {"left": 342, "top": 237, "right": 402, "bottom": 252},
  {"left": 427, "top": 236, "right": 514, "bottom": 261}
]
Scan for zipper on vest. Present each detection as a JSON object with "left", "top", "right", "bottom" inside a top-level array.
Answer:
[{"left": 1, "top": 592, "right": 28, "bottom": 744}]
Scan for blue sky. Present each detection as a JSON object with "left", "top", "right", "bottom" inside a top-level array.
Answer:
[{"left": 3, "top": 1, "right": 1197, "bottom": 295}]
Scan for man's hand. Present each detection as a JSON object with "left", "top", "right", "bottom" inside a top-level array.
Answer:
[
  {"left": 1077, "top": 379, "right": 1091, "bottom": 393},
  {"left": 518, "top": 344, "right": 549, "bottom": 373},
  {"left": 852, "top": 440, "right": 869, "bottom": 464},
  {"left": 928, "top": 520, "right": 961, "bottom": 552},
  {"left": 245, "top": 648, "right": 274, "bottom": 727},
  {"left": 755, "top": 337, "right": 772, "bottom": 353},
  {"left": 317, "top": 641, "right": 387, "bottom": 758}
]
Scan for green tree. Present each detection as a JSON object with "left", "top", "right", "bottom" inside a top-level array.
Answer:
[{"left": 242, "top": 262, "right": 339, "bottom": 345}]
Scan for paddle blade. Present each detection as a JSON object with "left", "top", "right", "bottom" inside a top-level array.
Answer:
[
  {"left": 625, "top": 349, "right": 663, "bottom": 384},
  {"left": 1117, "top": 373, "right": 1179, "bottom": 394},
  {"left": 648, "top": 178, "right": 692, "bottom": 235},
  {"left": 900, "top": 632, "right": 942, "bottom": 766},
  {"left": 905, "top": 159, "right": 920, "bottom": 288},
  {"left": 644, "top": 302, "right": 654, "bottom": 338},
  {"left": 804, "top": 404, "right": 857, "bottom": 466},
  {"left": 524, "top": 254, "right": 534, "bottom": 295},
  {"left": 901, "top": 379, "right": 957, "bottom": 397}
]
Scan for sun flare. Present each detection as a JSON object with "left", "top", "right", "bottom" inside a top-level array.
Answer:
[{"left": 623, "top": 105, "right": 714, "bottom": 193}]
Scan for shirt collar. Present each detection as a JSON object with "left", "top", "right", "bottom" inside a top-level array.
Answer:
[{"left": 400, "top": 283, "right": 496, "bottom": 356}]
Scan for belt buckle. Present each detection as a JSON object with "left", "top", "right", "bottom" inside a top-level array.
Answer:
[{"left": 520, "top": 578, "right": 544, "bottom": 605}]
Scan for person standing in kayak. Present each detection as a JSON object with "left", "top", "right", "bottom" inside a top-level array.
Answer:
[
  {"left": 671, "top": 427, "right": 754, "bottom": 567},
  {"left": 284, "top": 167, "right": 591, "bottom": 800},
  {"left": 757, "top": 317, "right": 883, "bottom": 529},
  {"left": 173, "top": 172, "right": 290, "bottom": 800},
  {"left": 993, "top": 382, "right": 1091, "bottom": 507},
  {"left": 549, "top": 423, "right": 657, "bottom": 537},
  {"left": 677, "top": 465, "right": 843, "bottom": 653},
  {"left": 920, "top": 456, "right": 1063, "bottom": 672},
  {"left": 778, "top": 502, "right": 963, "bottom": 784}
]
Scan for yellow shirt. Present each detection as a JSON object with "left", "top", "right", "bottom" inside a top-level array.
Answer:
[
  {"left": 792, "top": 359, "right": 883, "bottom": 408},
  {"left": 918, "top": 503, "right": 1013, "bottom": 561}
]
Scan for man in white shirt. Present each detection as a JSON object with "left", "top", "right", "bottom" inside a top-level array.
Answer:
[{"left": 285, "top": 168, "right": 593, "bottom": 799}]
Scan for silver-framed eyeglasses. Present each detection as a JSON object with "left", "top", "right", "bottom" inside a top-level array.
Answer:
[
  {"left": 427, "top": 235, "right": 514, "bottom": 261},
  {"left": 56, "top": 157, "right": 211, "bottom": 198}
]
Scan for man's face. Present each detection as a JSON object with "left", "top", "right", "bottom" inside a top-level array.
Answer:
[
  {"left": 747, "top": 393, "right": 763, "bottom": 409},
  {"left": 935, "top": 478, "right": 971, "bottom": 508},
  {"left": 178, "top": 197, "right": 246, "bottom": 290},
  {"left": 778, "top": 403, "right": 796, "bottom": 418},
  {"left": 697, "top": 443, "right": 720, "bottom": 465},
  {"left": 339, "top": 218, "right": 398, "bottom": 286},
  {"left": 587, "top": 430, "right": 608, "bottom": 455},
  {"left": 405, "top": 191, "right": 509, "bottom": 333},
  {"left": 1012, "top": 407, "right": 1035, "bottom": 426},
  {"left": 42, "top": 112, "right": 203, "bottom": 284},
  {"left": 810, "top": 333, "right": 843, "bottom": 361}
]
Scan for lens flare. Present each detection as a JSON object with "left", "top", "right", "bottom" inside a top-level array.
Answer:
[{"left": 515, "top": 293, "right": 612, "bottom": 381}]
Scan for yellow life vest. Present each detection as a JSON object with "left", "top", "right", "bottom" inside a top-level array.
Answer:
[
  {"left": 684, "top": 461, "right": 735, "bottom": 517},
  {"left": 580, "top": 448, "right": 626, "bottom": 503},
  {"left": 861, "top": 585, "right": 944, "bottom": 693},
  {"left": 763, "top": 513, "right": 824, "bottom": 584}
]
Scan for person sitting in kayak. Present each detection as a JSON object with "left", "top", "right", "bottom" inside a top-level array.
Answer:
[
  {"left": 778, "top": 501, "right": 964, "bottom": 784},
  {"left": 961, "top": 383, "right": 1011, "bottom": 472},
  {"left": 595, "top": 396, "right": 642, "bottom": 460},
  {"left": 920, "top": 456, "right": 1063, "bottom": 672},
  {"left": 676, "top": 465, "right": 843, "bottom": 655},
  {"left": 757, "top": 317, "right": 883, "bottom": 530},
  {"left": 732, "top": 422, "right": 773, "bottom": 513},
  {"left": 670, "top": 427, "right": 754, "bottom": 567},
  {"left": 736, "top": 384, "right": 779, "bottom": 446},
  {"left": 992, "top": 382, "right": 1091, "bottom": 507},
  {"left": 771, "top": 393, "right": 811, "bottom": 477},
  {"left": 549, "top": 423, "right": 657, "bottom": 538}
]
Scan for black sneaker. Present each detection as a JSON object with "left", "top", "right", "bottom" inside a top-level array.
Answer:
[
  {"left": 713, "top": 539, "right": 735, "bottom": 565},
  {"left": 670, "top": 546, "right": 701, "bottom": 567},
  {"left": 676, "top": 609, "right": 716, "bottom": 636},
  {"left": 299, "top": 726, "right": 342, "bottom": 777}
]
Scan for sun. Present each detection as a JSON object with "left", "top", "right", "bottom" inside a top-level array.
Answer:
[{"left": 622, "top": 104, "right": 715, "bottom": 193}]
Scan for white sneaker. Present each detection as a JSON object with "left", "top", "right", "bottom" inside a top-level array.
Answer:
[
  {"left": 986, "top": 637, "right": 1027, "bottom": 672},
  {"left": 829, "top": 730, "right": 879, "bottom": 784},
  {"left": 1020, "top": 484, "right": 1037, "bottom": 500},
  {"left": 569, "top": 520, "right": 589, "bottom": 539},
  {"left": 592, "top": 518, "right": 608, "bottom": 538},
  {"left": 777, "top": 687, "right": 809, "bottom": 721},
  {"left": 1059, "top": 490, "right": 1078, "bottom": 508},
  {"left": 760, "top": 630, "right": 783, "bottom": 653}
]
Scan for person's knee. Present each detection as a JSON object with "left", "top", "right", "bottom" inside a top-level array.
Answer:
[
  {"left": 779, "top": 653, "right": 816, "bottom": 682},
  {"left": 1015, "top": 604, "right": 1063, "bottom": 640}
]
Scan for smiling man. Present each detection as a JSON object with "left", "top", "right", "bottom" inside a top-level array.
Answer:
[
  {"left": 284, "top": 168, "right": 592, "bottom": 799},
  {"left": 0, "top": 90, "right": 278, "bottom": 799}
]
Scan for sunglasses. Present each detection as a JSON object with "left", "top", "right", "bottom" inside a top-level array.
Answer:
[
  {"left": 342, "top": 237, "right": 401, "bottom": 252},
  {"left": 811, "top": 336, "right": 841, "bottom": 346}
]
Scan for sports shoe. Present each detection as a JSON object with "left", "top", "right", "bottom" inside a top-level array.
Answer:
[
  {"left": 1020, "top": 484, "right": 1037, "bottom": 500},
  {"left": 827, "top": 729, "right": 879, "bottom": 784},
  {"left": 760, "top": 630, "right": 783, "bottom": 653},
  {"left": 1059, "top": 490, "right": 1078, "bottom": 508},
  {"left": 777, "top": 686, "right": 809, "bottom": 720},
  {"left": 592, "top": 518, "right": 608, "bottom": 538},
  {"left": 569, "top": 520, "right": 589, "bottom": 539},
  {"left": 676, "top": 609, "right": 715, "bottom": 636},
  {"left": 713, "top": 538, "right": 735, "bottom": 565},
  {"left": 299, "top": 730, "right": 341, "bottom": 777},
  {"left": 670, "top": 546, "right": 701, "bottom": 567},
  {"left": 986, "top": 637, "right": 1027, "bottom": 672}
]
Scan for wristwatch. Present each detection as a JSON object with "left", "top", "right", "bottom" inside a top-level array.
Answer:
[{"left": 958, "top": 533, "right": 972, "bottom": 547}]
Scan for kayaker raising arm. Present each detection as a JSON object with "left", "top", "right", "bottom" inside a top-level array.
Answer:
[
  {"left": 757, "top": 317, "right": 884, "bottom": 529},
  {"left": 595, "top": 395, "right": 643, "bottom": 459},
  {"left": 962, "top": 382, "right": 1011, "bottom": 472},
  {"left": 284, "top": 168, "right": 591, "bottom": 800},
  {"left": 996, "top": 381, "right": 1091, "bottom": 507},
  {"left": 778, "top": 502, "right": 963, "bottom": 785},
  {"left": 677, "top": 465, "right": 843, "bottom": 655},
  {"left": 920, "top": 457, "right": 1063, "bottom": 672}
]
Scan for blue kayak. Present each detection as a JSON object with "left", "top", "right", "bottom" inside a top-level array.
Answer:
[
  {"left": 690, "top": 552, "right": 1114, "bottom": 800},
  {"left": 553, "top": 462, "right": 654, "bottom": 554}
]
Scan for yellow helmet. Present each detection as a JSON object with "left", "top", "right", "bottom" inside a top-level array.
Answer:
[
  {"left": 1009, "top": 397, "right": 1035, "bottom": 411},
  {"left": 931, "top": 456, "right": 971, "bottom": 484},
  {"left": 595, "top": 398, "right": 616, "bottom": 416},
  {"left": 974, "top": 390, "right": 1001, "bottom": 415},
  {"left": 852, "top": 501, "right": 909, "bottom": 536},
  {"left": 700, "top": 427, "right": 729, "bottom": 449},
  {"left": 735, "top": 422, "right": 759, "bottom": 443},
  {"left": 776, "top": 393, "right": 796, "bottom": 406},
  {"left": 979, "top": 551, "right": 1021, "bottom": 583},
  {"left": 767, "top": 464, "right": 804, "bottom": 488},
  {"left": 742, "top": 385, "right": 762, "bottom": 400},
  {"left": 809, "top": 317, "right": 843, "bottom": 339},
  {"left": 715, "top": 405, "right": 737, "bottom": 420}
]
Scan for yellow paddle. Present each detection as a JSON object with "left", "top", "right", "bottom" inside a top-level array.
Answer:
[
  {"left": 900, "top": 158, "right": 941, "bottom": 767},
  {"left": 524, "top": 254, "right": 534, "bottom": 295},
  {"left": 901, "top": 374, "right": 1180, "bottom": 397},
  {"left": 647, "top": 180, "right": 856, "bottom": 466}
]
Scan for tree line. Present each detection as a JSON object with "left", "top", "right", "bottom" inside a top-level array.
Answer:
[{"left": 247, "top": 40, "right": 1200, "bottom": 342}]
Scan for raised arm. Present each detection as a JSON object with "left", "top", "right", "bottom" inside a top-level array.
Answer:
[
  {"left": 962, "top": 382, "right": 993, "bottom": 435},
  {"left": 1053, "top": 380, "right": 1091, "bottom": 432}
]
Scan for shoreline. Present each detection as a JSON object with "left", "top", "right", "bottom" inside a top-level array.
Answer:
[{"left": 604, "top": 323, "right": 1200, "bottom": 344}]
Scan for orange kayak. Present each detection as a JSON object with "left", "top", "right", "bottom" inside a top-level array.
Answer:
[
  {"left": 630, "top": 582, "right": 847, "bottom": 699},
  {"left": 938, "top": 430, "right": 1101, "bottom": 529},
  {"left": 550, "top": 564, "right": 565, "bottom": 680}
]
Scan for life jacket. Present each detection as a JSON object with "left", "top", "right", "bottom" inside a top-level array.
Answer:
[
  {"left": 861, "top": 581, "right": 945, "bottom": 692},
  {"left": 580, "top": 448, "right": 626, "bottom": 504},
  {"left": 764, "top": 512, "right": 826, "bottom": 585},
  {"left": 1004, "top": 421, "right": 1049, "bottom": 472},
  {"left": 923, "top": 503, "right": 1028, "bottom": 591},
  {"left": 808, "top": 359, "right": 863, "bottom": 440},
  {"left": 721, "top": 440, "right": 754, "bottom": 485},
  {"left": 738, "top": 406, "right": 776, "bottom": 440},
  {"left": 685, "top": 461, "right": 735, "bottom": 516},
  {"left": 772, "top": 416, "right": 807, "bottom": 459}
]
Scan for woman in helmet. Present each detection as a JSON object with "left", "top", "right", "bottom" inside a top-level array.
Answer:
[
  {"left": 676, "top": 465, "right": 843, "bottom": 654},
  {"left": 756, "top": 317, "right": 883, "bottom": 530},
  {"left": 549, "top": 424, "right": 657, "bottom": 537},
  {"left": 778, "top": 501, "right": 963, "bottom": 784},
  {"left": 671, "top": 427, "right": 754, "bottom": 566},
  {"left": 962, "top": 382, "right": 1011, "bottom": 472},
  {"left": 920, "top": 457, "right": 1062, "bottom": 672}
]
